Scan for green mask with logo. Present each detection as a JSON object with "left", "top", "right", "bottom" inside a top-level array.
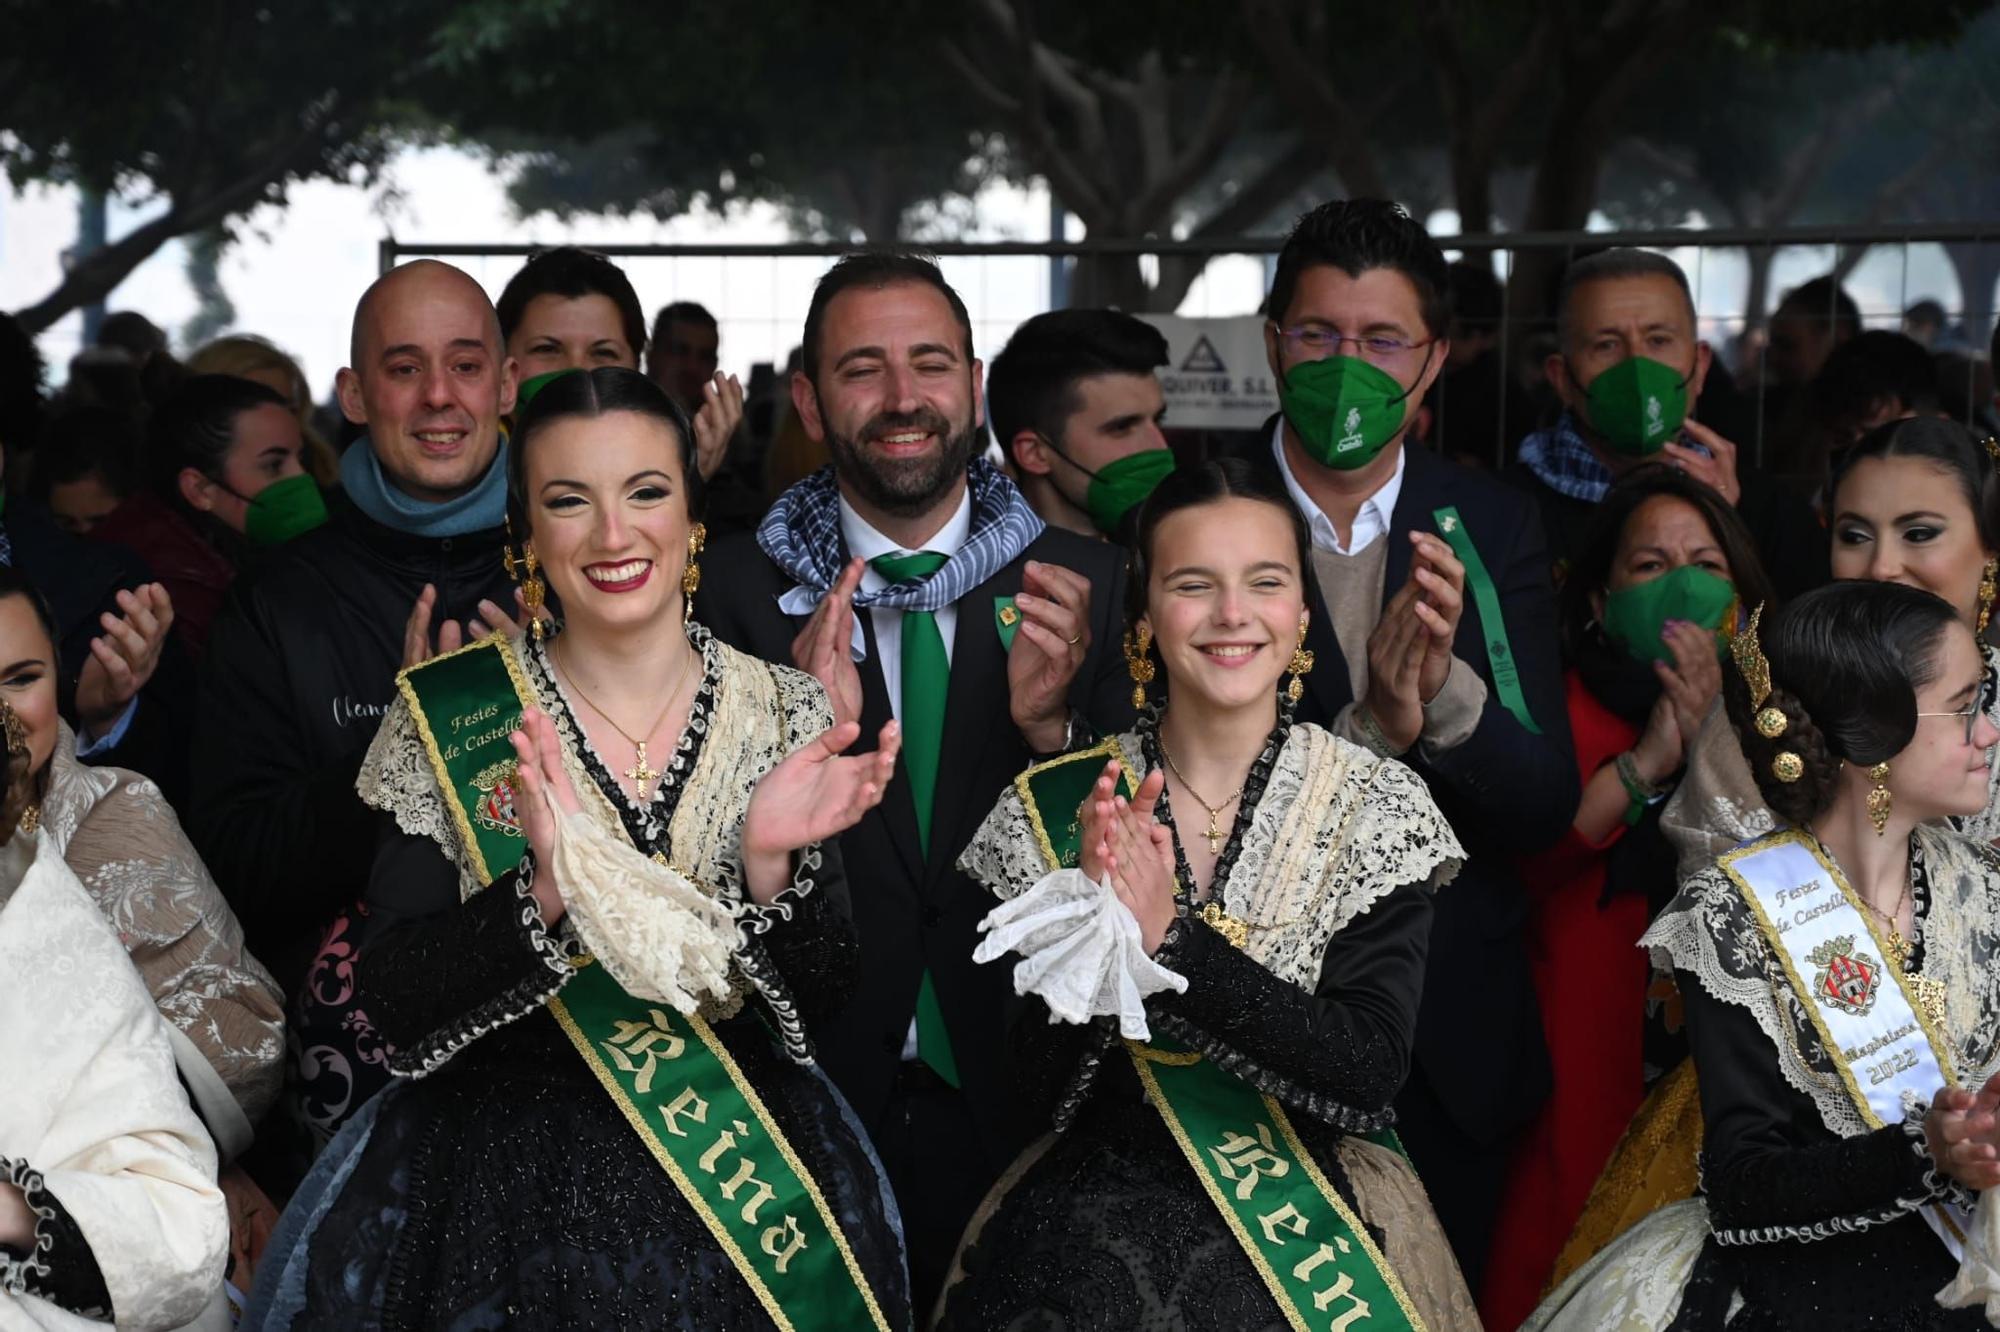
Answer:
[
  {"left": 1600, "top": 565, "right": 1736, "bottom": 665},
  {"left": 242, "top": 472, "right": 330, "bottom": 546},
  {"left": 1581, "top": 356, "right": 1690, "bottom": 456},
  {"left": 1067, "top": 447, "right": 1175, "bottom": 536},
  {"left": 1279, "top": 354, "right": 1423, "bottom": 470}
]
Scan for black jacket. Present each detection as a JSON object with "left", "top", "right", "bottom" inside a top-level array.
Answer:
[
  {"left": 697, "top": 522, "right": 1135, "bottom": 1176},
  {"left": 1223, "top": 428, "right": 1572, "bottom": 1144},
  {"left": 8, "top": 500, "right": 194, "bottom": 803},
  {"left": 188, "top": 495, "right": 517, "bottom": 993}
]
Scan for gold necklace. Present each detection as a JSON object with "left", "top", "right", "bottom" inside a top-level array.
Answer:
[
  {"left": 553, "top": 641, "right": 696, "bottom": 801},
  {"left": 1158, "top": 737, "right": 1245, "bottom": 856},
  {"left": 1862, "top": 878, "right": 1915, "bottom": 967}
]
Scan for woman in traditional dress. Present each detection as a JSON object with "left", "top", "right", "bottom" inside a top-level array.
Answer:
[
  {"left": 0, "top": 692, "right": 231, "bottom": 1330},
  {"left": 1481, "top": 466, "right": 1772, "bottom": 1330},
  {"left": 1532, "top": 579, "right": 2000, "bottom": 1330},
  {"left": 939, "top": 458, "right": 1478, "bottom": 1330},
  {"left": 1556, "top": 419, "right": 2000, "bottom": 1291},
  {"left": 1665, "top": 417, "right": 2000, "bottom": 869},
  {"left": 247, "top": 367, "right": 911, "bottom": 1330},
  {"left": 0, "top": 566, "right": 285, "bottom": 1300}
]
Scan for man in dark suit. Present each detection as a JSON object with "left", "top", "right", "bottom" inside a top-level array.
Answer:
[
  {"left": 699, "top": 251, "right": 1133, "bottom": 1310},
  {"left": 1218, "top": 199, "right": 1578, "bottom": 1290}
]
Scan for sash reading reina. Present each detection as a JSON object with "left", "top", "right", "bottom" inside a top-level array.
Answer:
[
  {"left": 1015, "top": 740, "right": 1428, "bottom": 1331},
  {"left": 397, "top": 637, "right": 891, "bottom": 1332}
]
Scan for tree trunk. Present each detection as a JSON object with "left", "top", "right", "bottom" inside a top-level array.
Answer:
[
  {"left": 14, "top": 205, "right": 194, "bottom": 335},
  {"left": 1741, "top": 241, "right": 1777, "bottom": 339},
  {"left": 1069, "top": 252, "right": 1154, "bottom": 312}
]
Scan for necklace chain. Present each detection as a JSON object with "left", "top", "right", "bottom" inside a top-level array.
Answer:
[
  {"left": 552, "top": 639, "right": 696, "bottom": 801},
  {"left": 1158, "top": 736, "right": 1246, "bottom": 856}
]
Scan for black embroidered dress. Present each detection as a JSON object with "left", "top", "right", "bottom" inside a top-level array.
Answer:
[
  {"left": 938, "top": 716, "right": 1479, "bottom": 1331},
  {"left": 247, "top": 630, "right": 910, "bottom": 1330}
]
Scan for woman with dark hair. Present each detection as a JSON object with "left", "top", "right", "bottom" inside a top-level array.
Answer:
[
  {"left": 247, "top": 367, "right": 912, "bottom": 1329},
  {"left": 1481, "top": 465, "right": 1773, "bottom": 1329},
  {"left": 1667, "top": 416, "right": 2000, "bottom": 874},
  {"left": 91, "top": 374, "right": 327, "bottom": 655},
  {"left": 1534, "top": 579, "right": 2000, "bottom": 1329},
  {"left": 940, "top": 458, "right": 1478, "bottom": 1329}
]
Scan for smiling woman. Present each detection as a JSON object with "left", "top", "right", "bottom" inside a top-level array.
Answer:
[
  {"left": 496, "top": 246, "right": 648, "bottom": 379},
  {"left": 248, "top": 366, "right": 913, "bottom": 1330},
  {"left": 943, "top": 459, "right": 1480, "bottom": 1330}
]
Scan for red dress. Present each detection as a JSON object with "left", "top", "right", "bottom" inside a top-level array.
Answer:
[{"left": 1479, "top": 669, "right": 1651, "bottom": 1331}]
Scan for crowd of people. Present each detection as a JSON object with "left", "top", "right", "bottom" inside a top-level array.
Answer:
[{"left": 3, "top": 198, "right": 2000, "bottom": 1331}]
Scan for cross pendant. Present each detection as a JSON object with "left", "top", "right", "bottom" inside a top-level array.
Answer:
[
  {"left": 1204, "top": 812, "right": 1224, "bottom": 855},
  {"left": 625, "top": 741, "right": 658, "bottom": 798}
]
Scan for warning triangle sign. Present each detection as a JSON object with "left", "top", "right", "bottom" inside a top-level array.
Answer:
[{"left": 1180, "top": 335, "right": 1226, "bottom": 373}]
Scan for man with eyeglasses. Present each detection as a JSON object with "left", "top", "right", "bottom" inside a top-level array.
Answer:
[
  {"left": 1512, "top": 247, "right": 1827, "bottom": 598},
  {"left": 1222, "top": 197, "right": 1577, "bottom": 1290}
]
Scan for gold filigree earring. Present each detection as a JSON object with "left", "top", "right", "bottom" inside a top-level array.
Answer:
[
  {"left": 1867, "top": 761, "right": 1893, "bottom": 837},
  {"left": 682, "top": 522, "right": 707, "bottom": 626},
  {"left": 1285, "top": 611, "right": 1314, "bottom": 705},
  {"left": 1124, "top": 625, "right": 1156, "bottom": 710},
  {"left": 502, "top": 518, "right": 546, "bottom": 641},
  {"left": 1978, "top": 557, "right": 1997, "bottom": 637}
]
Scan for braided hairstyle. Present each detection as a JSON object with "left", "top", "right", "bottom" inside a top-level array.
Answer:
[{"left": 1727, "top": 581, "right": 1958, "bottom": 826}]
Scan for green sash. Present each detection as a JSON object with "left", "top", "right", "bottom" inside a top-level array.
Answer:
[
  {"left": 1014, "top": 742, "right": 1424, "bottom": 1330},
  {"left": 398, "top": 639, "right": 891, "bottom": 1332},
  {"left": 1431, "top": 505, "right": 1542, "bottom": 736}
]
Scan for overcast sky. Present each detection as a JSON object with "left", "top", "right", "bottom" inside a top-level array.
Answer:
[{"left": 0, "top": 144, "right": 1972, "bottom": 401}]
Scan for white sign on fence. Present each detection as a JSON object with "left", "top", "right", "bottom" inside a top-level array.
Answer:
[{"left": 1138, "top": 314, "right": 1280, "bottom": 431}]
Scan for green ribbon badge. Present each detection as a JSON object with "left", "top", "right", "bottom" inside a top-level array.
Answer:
[{"left": 995, "top": 596, "right": 1021, "bottom": 651}]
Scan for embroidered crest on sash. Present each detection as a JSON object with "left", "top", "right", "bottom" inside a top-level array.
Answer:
[
  {"left": 1808, "top": 934, "right": 1880, "bottom": 1016},
  {"left": 470, "top": 758, "right": 525, "bottom": 836}
]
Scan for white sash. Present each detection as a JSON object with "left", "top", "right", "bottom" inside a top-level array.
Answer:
[{"left": 1720, "top": 830, "right": 1971, "bottom": 1258}]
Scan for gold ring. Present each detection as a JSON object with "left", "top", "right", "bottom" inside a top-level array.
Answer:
[{"left": 1066, "top": 632, "right": 1082, "bottom": 646}]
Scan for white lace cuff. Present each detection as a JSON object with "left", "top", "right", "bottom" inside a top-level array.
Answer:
[
  {"left": 972, "top": 867, "right": 1187, "bottom": 1039},
  {"left": 1939, "top": 1187, "right": 2000, "bottom": 1321},
  {"left": 550, "top": 806, "right": 741, "bottom": 1014}
]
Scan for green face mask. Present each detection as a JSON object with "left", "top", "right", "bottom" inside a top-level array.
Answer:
[
  {"left": 241, "top": 472, "right": 330, "bottom": 546},
  {"left": 1600, "top": 564, "right": 1736, "bottom": 665},
  {"left": 1062, "top": 446, "right": 1175, "bottom": 536},
  {"left": 1579, "top": 356, "right": 1691, "bottom": 457},
  {"left": 1278, "top": 353, "right": 1425, "bottom": 470}
]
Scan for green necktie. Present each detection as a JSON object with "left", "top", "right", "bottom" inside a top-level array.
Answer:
[{"left": 869, "top": 550, "right": 960, "bottom": 1088}]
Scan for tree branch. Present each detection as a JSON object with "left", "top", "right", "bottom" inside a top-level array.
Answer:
[{"left": 1240, "top": 0, "right": 1388, "bottom": 197}]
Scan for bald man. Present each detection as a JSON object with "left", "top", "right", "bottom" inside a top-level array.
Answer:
[{"left": 190, "top": 260, "right": 526, "bottom": 1149}]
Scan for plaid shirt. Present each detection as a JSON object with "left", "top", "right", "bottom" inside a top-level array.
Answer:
[{"left": 1517, "top": 412, "right": 1614, "bottom": 503}]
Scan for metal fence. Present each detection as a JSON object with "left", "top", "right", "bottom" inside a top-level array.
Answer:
[{"left": 385, "top": 223, "right": 2000, "bottom": 466}]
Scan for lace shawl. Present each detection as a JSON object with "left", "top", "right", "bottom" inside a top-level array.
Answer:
[
  {"left": 1663, "top": 641, "right": 2000, "bottom": 882},
  {"left": 960, "top": 722, "right": 1465, "bottom": 992},
  {"left": 36, "top": 723, "right": 285, "bottom": 1135},
  {"left": 1644, "top": 823, "right": 2000, "bottom": 1140},
  {"left": 357, "top": 628, "right": 834, "bottom": 1024}
]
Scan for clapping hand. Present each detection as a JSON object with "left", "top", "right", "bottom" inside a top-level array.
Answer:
[
  {"left": 508, "top": 708, "right": 586, "bottom": 925},
  {"left": 1080, "top": 766, "right": 1177, "bottom": 955},
  {"left": 76, "top": 583, "right": 174, "bottom": 739},
  {"left": 790, "top": 558, "right": 864, "bottom": 728},
  {"left": 691, "top": 372, "right": 745, "bottom": 482},
  {"left": 1406, "top": 531, "right": 1465, "bottom": 704},
  {"left": 402, "top": 584, "right": 533, "bottom": 670},
  {"left": 1010, "top": 561, "right": 1093, "bottom": 753},
  {"left": 1925, "top": 1074, "right": 2000, "bottom": 1191},
  {"left": 1658, "top": 618, "right": 1723, "bottom": 748},
  {"left": 741, "top": 718, "right": 901, "bottom": 903}
]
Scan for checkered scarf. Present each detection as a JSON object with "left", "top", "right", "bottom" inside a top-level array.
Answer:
[
  {"left": 757, "top": 458, "right": 1044, "bottom": 612},
  {"left": 1518, "top": 412, "right": 1614, "bottom": 503}
]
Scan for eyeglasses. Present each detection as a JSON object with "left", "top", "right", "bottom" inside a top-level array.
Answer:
[
  {"left": 1275, "top": 326, "right": 1434, "bottom": 367},
  {"left": 1918, "top": 677, "right": 1996, "bottom": 744}
]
